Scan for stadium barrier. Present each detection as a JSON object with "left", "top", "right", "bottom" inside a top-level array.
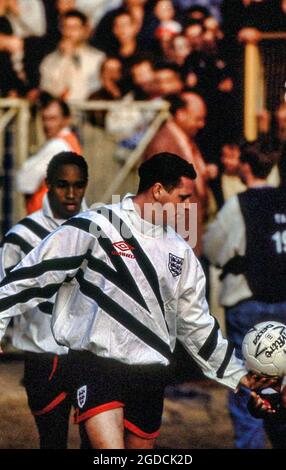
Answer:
[
  {"left": 0, "top": 98, "right": 170, "bottom": 234},
  {"left": 244, "top": 32, "right": 286, "bottom": 141}
]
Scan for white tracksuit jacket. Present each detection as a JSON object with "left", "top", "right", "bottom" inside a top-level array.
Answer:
[
  {"left": 0, "top": 195, "right": 87, "bottom": 354},
  {"left": 0, "top": 195, "right": 247, "bottom": 390}
]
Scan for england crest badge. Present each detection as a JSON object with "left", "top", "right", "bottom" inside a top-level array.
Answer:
[
  {"left": 77, "top": 385, "right": 87, "bottom": 408},
  {"left": 168, "top": 253, "right": 184, "bottom": 277}
]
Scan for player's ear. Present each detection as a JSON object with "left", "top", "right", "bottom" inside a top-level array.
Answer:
[
  {"left": 152, "top": 183, "right": 163, "bottom": 201},
  {"left": 45, "top": 178, "right": 51, "bottom": 192}
]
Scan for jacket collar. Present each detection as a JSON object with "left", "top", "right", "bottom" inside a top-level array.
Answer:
[{"left": 121, "top": 193, "right": 166, "bottom": 238}]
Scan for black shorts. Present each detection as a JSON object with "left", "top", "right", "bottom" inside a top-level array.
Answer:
[
  {"left": 23, "top": 352, "right": 71, "bottom": 416},
  {"left": 69, "top": 351, "right": 169, "bottom": 439}
]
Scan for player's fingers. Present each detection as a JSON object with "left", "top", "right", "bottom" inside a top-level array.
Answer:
[{"left": 251, "top": 374, "right": 278, "bottom": 388}]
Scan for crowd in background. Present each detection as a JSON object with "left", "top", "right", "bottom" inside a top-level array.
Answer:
[
  {"left": 1, "top": 1, "right": 286, "bottom": 206},
  {"left": 1, "top": 1, "right": 286, "bottom": 450}
]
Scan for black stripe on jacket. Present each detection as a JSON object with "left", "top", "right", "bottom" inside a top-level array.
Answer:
[
  {"left": 76, "top": 270, "right": 173, "bottom": 362},
  {"left": 18, "top": 218, "right": 50, "bottom": 240},
  {"left": 0, "top": 233, "right": 33, "bottom": 254}
]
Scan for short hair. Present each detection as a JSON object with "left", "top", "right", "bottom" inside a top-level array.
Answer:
[
  {"left": 153, "top": 61, "right": 181, "bottom": 74},
  {"left": 240, "top": 141, "right": 280, "bottom": 179},
  {"left": 46, "top": 152, "right": 88, "bottom": 184},
  {"left": 138, "top": 152, "right": 196, "bottom": 193},
  {"left": 129, "top": 52, "right": 155, "bottom": 69},
  {"left": 112, "top": 8, "right": 133, "bottom": 27},
  {"left": 61, "top": 9, "right": 88, "bottom": 25},
  {"left": 166, "top": 93, "right": 187, "bottom": 116},
  {"left": 38, "top": 92, "right": 71, "bottom": 118}
]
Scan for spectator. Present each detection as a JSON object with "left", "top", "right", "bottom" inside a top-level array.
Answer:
[
  {"left": 129, "top": 54, "right": 157, "bottom": 99},
  {"left": 220, "top": 142, "right": 246, "bottom": 202},
  {"left": 170, "top": 33, "right": 192, "bottom": 67},
  {"left": 40, "top": 9, "right": 105, "bottom": 101},
  {"left": 89, "top": 56, "right": 124, "bottom": 100},
  {"left": 184, "top": 20, "right": 204, "bottom": 51},
  {"left": 91, "top": 0, "right": 156, "bottom": 54},
  {"left": 88, "top": 56, "right": 125, "bottom": 127},
  {"left": 215, "top": 139, "right": 280, "bottom": 208},
  {"left": 109, "top": 10, "right": 142, "bottom": 67},
  {"left": 202, "top": 15, "right": 223, "bottom": 54},
  {"left": 153, "top": 0, "right": 182, "bottom": 47},
  {"left": 144, "top": 92, "right": 217, "bottom": 256},
  {"left": 257, "top": 103, "right": 286, "bottom": 184},
  {"left": 154, "top": 63, "right": 184, "bottom": 97},
  {"left": 16, "top": 94, "right": 82, "bottom": 214}
]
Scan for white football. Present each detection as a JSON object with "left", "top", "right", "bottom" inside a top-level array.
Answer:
[{"left": 242, "top": 321, "right": 286, "bottom": 377}]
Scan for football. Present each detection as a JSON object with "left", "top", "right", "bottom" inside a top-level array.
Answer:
[{"left": 242, "top": 321, "right": 286, "bottom": 377}]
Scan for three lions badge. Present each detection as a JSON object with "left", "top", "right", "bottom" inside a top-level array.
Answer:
[
  {"left": 77, "top": 385, "right": 87, "bottom": 408},
  {"left": 168, "top": 253, "right": 184, "bottom": 277}
]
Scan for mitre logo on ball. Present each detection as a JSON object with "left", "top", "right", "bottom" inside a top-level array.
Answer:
[{"left": 242, "top": 321, "right": 286, "bottom": 377}]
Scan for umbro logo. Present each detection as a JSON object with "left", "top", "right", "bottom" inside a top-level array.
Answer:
[
  {"left": 168, "top": 253, "right": 184, "bottom": 277},
  {"left": 112, "top": 241, "right": 135, "bottom": 259}
]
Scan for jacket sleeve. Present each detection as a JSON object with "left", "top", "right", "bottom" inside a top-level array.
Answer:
[
  {"left": 0, "top": 221, "right": 94, "bottom": 341},
  {"left": 176, "top": 249, "right": 247, "bottom": 391},
  {"left": 0, "top": 235, "right": 26, "bottom": 337},
  {"left": 0, "top": 240, "right": 23, "bottom": 281}
]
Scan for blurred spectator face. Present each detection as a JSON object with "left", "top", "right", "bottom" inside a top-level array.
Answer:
[
  {"left": 185, "top": 24, "right": 204, "bottom": 51},
  {"left": 155, "top": 68, "right": 183, "bottom": 96},
  {"left": 113, "top": 13, "right": 138, "bottom": 43},
  {"left": 155, "top": 27, "right": 176, "bottom": 59},
  {"left": 56, "top": 0, "right": 75, "bottom": 15},
  {"left": 176, "top": 93, "right": 206, "bottom": 138},
  {"left": 203, "top": 17, "right": 222, "bottom": 50},
  {"left": 61, "top": 16, "right": 88, "bottom": 46},
  {"left": 221, "top": 144, "right": 241, "bottom": 175},
  {"left": 204, "top": 17, "right": 221, "bottom": 35},
  {"left": 41, "top": 101, "right": 69, "bottom": 139},
  {"left": 185, "top": 71, "right": 198, "bottom": 88},
  {"left": 131, "top": 60, "right": 155, "bottom": 91},
  {"left": 154, "top": 0, "right": 175, "bottom": 22},
  {"left": 276, "top": 103, "right": 286, "bottom": 140},
  {"left": 101, "top": 58, "right": 122, "bottom": 82},
  {"left": 172, "top": 35, "right": 191, "bottom": 66}
]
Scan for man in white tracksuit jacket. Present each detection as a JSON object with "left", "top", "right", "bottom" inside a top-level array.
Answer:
[
  {"left": 0, "top": 152, "right": 266, "bottom": 449},
  {"left": 0, "top": 151, "right": 89, "bottom": 448}
]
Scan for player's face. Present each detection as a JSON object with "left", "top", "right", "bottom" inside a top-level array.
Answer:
[
  {"left": 47, "top": 164, "right": 87, "bottom": 219},
  {"left": 158, "top": 176, "right": 194, "bottom": 225}
]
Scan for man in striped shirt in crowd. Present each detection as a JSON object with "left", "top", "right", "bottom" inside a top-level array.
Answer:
[
  {"left": 0, "top": 152, "right": 271, "bottom": 449},
  {"left": 0, "top": 151, "right": 88, "bottom": 448}
]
